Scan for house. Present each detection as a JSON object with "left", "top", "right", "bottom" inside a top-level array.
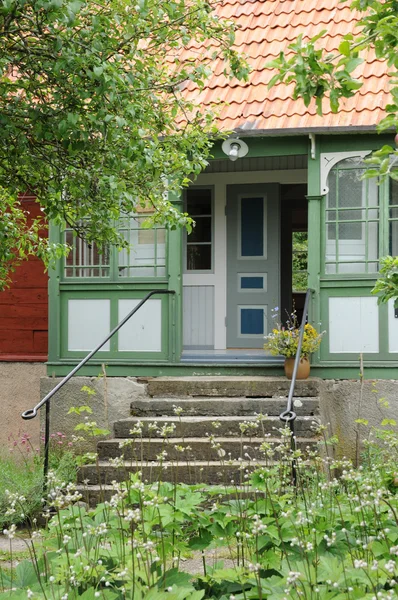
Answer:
[
  {"left": 2, "top": 0, "right": 398, "bottom": 460},
  {"left": 45, "top": 0, "right": 396, "bottom": 381}
]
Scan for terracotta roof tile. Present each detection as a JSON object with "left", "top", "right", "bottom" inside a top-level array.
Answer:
[{"left": 177, "top": 0, "right": 390, "bottom": 132}]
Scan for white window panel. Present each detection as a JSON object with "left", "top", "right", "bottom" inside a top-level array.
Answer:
[
  {"left": 329, "top": 297, "right": 379, "bottom": 353},
  {"left": 68, "top": 299, "right": 110, "bottom": 351},
  {"left": 388, "top": 299, "right": 398, "bottom": 353},
  {"left": 118, "top": 299, "right": 162, "bottom": 352}
]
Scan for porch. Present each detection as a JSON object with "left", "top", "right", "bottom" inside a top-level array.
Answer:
[{"left": 46, "top": 133, "right": 398, "bottom": 379}]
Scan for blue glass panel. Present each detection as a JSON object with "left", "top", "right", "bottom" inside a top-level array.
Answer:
[
  {"left": 241, "top": 276, "right": 263, "bottom": 289},
  {"left": 241, "top": 308, "right": 264, "bottom": 335},
  {"left": 241, "top": 197, "right": 264, "bottom": 256}
]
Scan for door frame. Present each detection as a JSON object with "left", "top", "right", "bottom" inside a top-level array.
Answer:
[{"left": 184, "top": 169, "right": 307, "bottom": 350}]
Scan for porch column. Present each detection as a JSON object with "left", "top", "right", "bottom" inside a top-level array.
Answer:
[{"left": 167, "top": 191, "right": 183, "bottom": 362}]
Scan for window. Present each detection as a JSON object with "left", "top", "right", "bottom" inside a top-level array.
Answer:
[
  {"left": 325, "top": 157, "right": 379, "bottom": 274},
  {"left": 63, "top": 214, "right": 166, "bottom": 280},
  {"left": 185, "top": 188, "right": 212, "bottom": 271},
  {"left": 64, "top": 231, "right": 110, "bottom": 278},
  {"left": 389, "top": 178, "right": 398, "bottom": 256},
  {"left": 118, "top": 215, "right": 166, "bottom": 278}
]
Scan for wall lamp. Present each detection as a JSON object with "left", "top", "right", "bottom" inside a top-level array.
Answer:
[{"left": 222, "top": 137, "right": 249, "bottom": 162}]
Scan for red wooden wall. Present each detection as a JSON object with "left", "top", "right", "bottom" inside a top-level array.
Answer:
[{"left": 0, "top": 196, "right": 48, "bottom": 361}]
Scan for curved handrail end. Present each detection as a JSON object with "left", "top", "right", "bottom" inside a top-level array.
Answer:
[{"left": 22, "top": 408, "right": 38, "bottom": 420}]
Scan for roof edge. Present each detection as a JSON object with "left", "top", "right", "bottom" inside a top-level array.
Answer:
[{"left": 229, "top": 125, "right": 389, "bottom": 137}]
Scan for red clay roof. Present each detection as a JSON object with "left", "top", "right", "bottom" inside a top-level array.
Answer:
[{"left": 175, "top": 0, "right": 390, "bottom": 133}]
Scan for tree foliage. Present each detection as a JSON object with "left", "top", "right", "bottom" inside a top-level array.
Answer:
[
  {"left": 372, "top": 256, "right": 398, "bottom": 307},
  {"left": 0, "top": 0, "right": 248, "bottom": 288}
]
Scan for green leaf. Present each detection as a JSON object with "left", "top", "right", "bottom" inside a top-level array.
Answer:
[
  {"left": 339, "top": 40, "right": 351, "bottom": 56},
  {"left": 345, "top": 57, "right": 364, "bottom": 72},
  {"left": 14, "top": 560, "right": 39, "bottom": 589}
]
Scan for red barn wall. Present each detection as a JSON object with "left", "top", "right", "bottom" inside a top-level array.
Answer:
[{"left": 0, "top": 196, "right": 48, "bottom": 361}]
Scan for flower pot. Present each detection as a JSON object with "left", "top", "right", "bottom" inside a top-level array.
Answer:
[{"left": 284, "top": 356, "right": 310, "bottom": 380}]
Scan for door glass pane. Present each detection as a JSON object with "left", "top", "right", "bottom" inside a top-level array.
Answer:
[
  {"left": 186, "top": 188, "right": 212, "bottom": 271},
  {"left": 187, "top": 189, "right": 212, "bottom": 215},
  {"left": 187, "top": 245, "right": 211, "bottom": 270},
  {"left": 188, "top": 217, "right": 211, "bottom": 243}
]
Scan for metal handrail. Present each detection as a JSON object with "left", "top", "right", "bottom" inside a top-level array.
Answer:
[
  {"left": 22, "top": 289, "right": 176, "bottom": 486},
  {"left": 279, "top": 288, "right": 313, "bottom": 485}
]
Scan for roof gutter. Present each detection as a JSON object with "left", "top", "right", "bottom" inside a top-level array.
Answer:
[{"left": 230, "top": 125, "right": 386, "bottom": 137}]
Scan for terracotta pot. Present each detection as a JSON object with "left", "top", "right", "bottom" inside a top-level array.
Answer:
[{"left": 284, "top": 356, "right": 310, "bottom": 380}]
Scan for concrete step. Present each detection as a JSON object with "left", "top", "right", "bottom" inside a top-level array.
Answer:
[
  {"left": 76, "top": 483, "right": 270, "bottom": 506},
  {"left": 78, "top": 460, "right": 287, "bottom": 486},
  {"left": 114, "top": 415, "right": 319, "bottom": 439},
  {"left": 144, "top": 376, "right": 321, "bottom": 398},
  {"left": 97, "top": 436, "right": 318, "bottom": 461},
  {"left": 130, "top": 397, "right": 319, "bottom": 417}
]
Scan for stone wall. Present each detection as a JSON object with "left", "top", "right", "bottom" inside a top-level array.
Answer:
[
  {"left": 0, "top": 362, "right": 46, "bottom": 451},
  {"left": 320, "top": 379, "right": 398, "bottom": 463},
  {"left": 40, "top": 376, "right": 147, "bottom": 452}
]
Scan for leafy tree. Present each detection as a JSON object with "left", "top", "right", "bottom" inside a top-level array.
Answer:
[
  {"left": 0, "top": 0, "right": 248, "bottom": 289},
  {"left": 372, "top": 256, "right": 398, "bottom": 307}
]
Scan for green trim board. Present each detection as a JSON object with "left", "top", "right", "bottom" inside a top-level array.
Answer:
[
  {"left": 210, "top": 136, "right": 309, "bottom": 160},
  {"left": 45, "top": 361, "right": 398, "bottom": 380}
]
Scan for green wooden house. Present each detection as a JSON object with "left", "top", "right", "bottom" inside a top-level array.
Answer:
[{"left": 47, "top": 0, "right": 398, "bottom": 380}]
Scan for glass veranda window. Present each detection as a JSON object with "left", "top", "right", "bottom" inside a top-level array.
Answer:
[
  {"left": 325, "top": 157, "right": 379, "bottom": 274},
  {"left": 118, "top": 215, "right": 166, "bottom": 278},
  {"left": 64, "top": 230, "right": 110, "bottom": 278},
  {"left": 389, "top": 178, "right": 398, "bottom": 256},
  {"left": 63, "top": 214, "right": 166, "bottom": 280}
]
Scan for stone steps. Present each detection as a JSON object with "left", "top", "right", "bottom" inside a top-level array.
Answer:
[
  {"left": 114, "top": 415, "right": 318, "bottom": 438},
  {"left": 143, "top": 376, "right": 321, "bottom": 398},
  {"left": 97, "top": 436, "right": 318, "bottom": 461},
  {"left": 130, "top": 397, "right": 319, "bottom": 417},
  {"left": 78, "top": 376, "right": 321, "bottom": 502},
  {"left": 78, "top": 460, "right": 284, "bottom": 485}
]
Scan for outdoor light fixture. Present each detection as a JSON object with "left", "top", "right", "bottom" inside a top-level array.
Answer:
[{"left": 222, "top": 137, "right": 249, "bottom": 162}]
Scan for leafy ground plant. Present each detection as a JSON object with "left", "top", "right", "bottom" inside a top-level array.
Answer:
[
  {"left": 1, "top": 424, "right": 398, "bottom": 599},
  {"left": 0, "top": 432, "right": 78, "bottom": 529}
]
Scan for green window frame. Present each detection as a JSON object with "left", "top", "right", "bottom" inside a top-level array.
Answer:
[
  {"left": 62, "top": 215, "right": 168, "bottom": 282},
  {"left": 389, "top": 178, "right": 398, "bottom": 256},
  {"left": 323, "top": 157, "right": 380, "bottom": 275}
]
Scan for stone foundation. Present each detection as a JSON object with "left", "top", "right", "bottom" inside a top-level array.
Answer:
[
  {"left": 320, "top": 379, "right": 398, "bottom": 462},
  {"left": 0, "top": 362, "right": 46, "bottom": 451}
]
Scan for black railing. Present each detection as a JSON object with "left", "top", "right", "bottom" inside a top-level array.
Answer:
[
  {"left": 279, "top": 288, "right": 312, "bottom": 486},
  {"left": 22, "top": 290, "right": 176, "bottom": 488}
]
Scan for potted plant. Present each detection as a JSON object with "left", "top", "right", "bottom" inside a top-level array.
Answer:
[{"left": 264, "top": 312, "right": 324, "bottom": 379}]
